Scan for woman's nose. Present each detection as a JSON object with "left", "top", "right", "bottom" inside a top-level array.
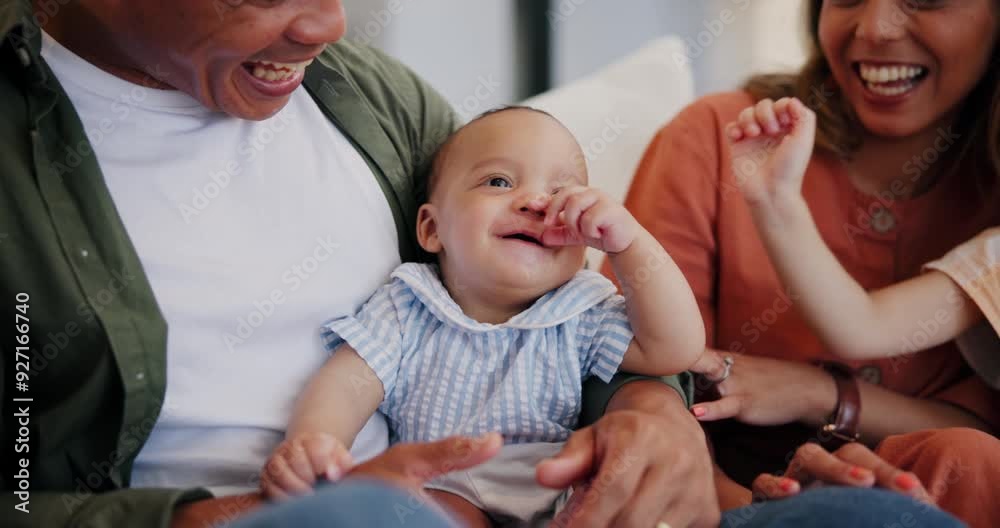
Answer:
[
  {"left": 855, "top": 0, "right": 908, "bottom": 43},
  {"left": 517, "top": 193, "right": 551, "bottom": 218}
]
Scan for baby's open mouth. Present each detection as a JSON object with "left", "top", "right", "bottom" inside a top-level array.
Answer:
[
  {"left": 853, "top": 61, "right": 928, "bottom": 98},
  {"left": 502, "top": 232, "right": 545, "bottom": 247}
]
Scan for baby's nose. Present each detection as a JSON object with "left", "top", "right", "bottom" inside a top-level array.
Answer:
[{"left": 518, "top": 193, "right": 550, "bottom": 216}]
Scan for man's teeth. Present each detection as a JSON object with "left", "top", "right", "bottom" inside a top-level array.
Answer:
[
  {"left": 248, "top": 59, "right": 314, "bottom": 82},
  {"left": 859, "top": 63, "right": 925, "bottom": 84}
]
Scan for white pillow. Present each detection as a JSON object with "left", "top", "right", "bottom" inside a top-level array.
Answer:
[{"left": 523, "top": 37, "right": 695, "bottom": 269}]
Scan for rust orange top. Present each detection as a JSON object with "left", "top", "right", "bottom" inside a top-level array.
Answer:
[{"left": 603, "top": 91, "right": 1000, "bottom": 484}]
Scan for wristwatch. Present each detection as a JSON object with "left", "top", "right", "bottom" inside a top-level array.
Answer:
[{"left": 818, "top": 362, "right": 861, "bottom": 449}]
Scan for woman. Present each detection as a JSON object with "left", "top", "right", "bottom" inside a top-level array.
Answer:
[{"left": 605, "top": 0, "right": 1000, "bottom": 526}]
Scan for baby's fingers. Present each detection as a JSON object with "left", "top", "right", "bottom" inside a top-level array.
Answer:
[
  {"left": 541, "top": 225, "right": 585, "bottom": 247},
  {"left": 544, "top": 186, "right": 587, "bottom": 226},
  {"left": 754, "top": 99, "right": 781, "bottom": 134},
  {"left": 773, "top": 97, "right": 795, "bottom": 126},
  {"left": 261, "top": 454, "right": 313, "bottom": 500},
  {"left": 737, "top": 106, "right": 763, "bottom": 138},
  {"left": 301, "top": 435, "right": 354, "bottom": 482}
]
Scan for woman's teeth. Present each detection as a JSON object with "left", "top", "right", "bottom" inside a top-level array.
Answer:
[
  {"left": 247, "top": 59, "right": 314, "bottom": 82},
  {"left": 857, "top": 63, "right": 926, "bottom": 97},
  {"left": 859, "top": 63, "right": 925, "bottom": 83}
]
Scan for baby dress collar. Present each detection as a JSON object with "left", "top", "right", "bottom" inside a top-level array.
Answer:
[{"left": 392, "top": 263, "right": 618, "bottom": 333}]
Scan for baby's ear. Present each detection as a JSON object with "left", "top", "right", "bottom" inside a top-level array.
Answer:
[{"left": 416, "top": 204, "right": 442, "bottom": 254}]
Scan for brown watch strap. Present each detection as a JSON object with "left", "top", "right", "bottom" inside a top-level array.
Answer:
[{"left": 819, "top": 362, "right": 861, "bottom": 448}]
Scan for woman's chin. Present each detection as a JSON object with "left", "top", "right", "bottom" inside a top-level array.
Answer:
[{"left": 854, "top": 113, "right": 936, "bottom": 141}]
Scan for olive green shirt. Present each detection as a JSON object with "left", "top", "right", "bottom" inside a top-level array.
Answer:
[{"left": 0, "top": 1, "right": 692, "bottom": 526}]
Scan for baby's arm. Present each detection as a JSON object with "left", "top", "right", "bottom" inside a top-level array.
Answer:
[
  {"left": 261, "top": 344, "right": 384, "bottom": 499},
  {"left": 609, "top": 230, "right": 706, "bottom": 375},
  {"left": 728, "top": 98, "right": 984, "bottom": 359},
  {"left": 542, "top": 188, "right": 705, "bottom": 375},
  {"left": 750, "top": 197, "right": 981, "bottom": 358}
]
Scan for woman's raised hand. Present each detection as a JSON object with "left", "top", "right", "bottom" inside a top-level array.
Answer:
[{"left": 725, "top": 97, "right": 816, "bottom": 209}]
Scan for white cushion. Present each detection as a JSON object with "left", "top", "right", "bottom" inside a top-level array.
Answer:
[{"left": 523, "top": 37, "right": 695, "bottom": 269}]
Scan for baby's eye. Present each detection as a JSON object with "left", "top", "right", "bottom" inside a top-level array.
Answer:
[{"left": 488, "top": 176, "right": 512, "bottom": 188}]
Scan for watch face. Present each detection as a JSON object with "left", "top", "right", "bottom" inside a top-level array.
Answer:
[{"left": 858, "top": 365, "right": 882, "bottom": 385}]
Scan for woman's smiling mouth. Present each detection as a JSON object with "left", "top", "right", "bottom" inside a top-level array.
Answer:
[{"left": 853, "top": 61, "right": 929, "bottom": 99}]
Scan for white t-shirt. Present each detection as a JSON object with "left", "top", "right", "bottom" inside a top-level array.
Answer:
[
  {"left": 41, "top": 33, "right": 400, "bottom": 495},
  {"left": 925, "top": 227, "right": 1000, "bottom": 389}
]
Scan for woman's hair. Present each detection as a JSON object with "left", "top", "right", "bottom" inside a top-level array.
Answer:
[{"left": 744, "top": 0, "right": 1000, "bottom": 202}]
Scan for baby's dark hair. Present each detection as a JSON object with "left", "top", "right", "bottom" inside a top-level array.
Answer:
[{"left": 418, "top": 105, "right": 559, "bottom": 205}]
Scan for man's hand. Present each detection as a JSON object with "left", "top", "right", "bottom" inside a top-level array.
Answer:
[
  {"left": 347, "top": 432, "right": 503, "bottom": 492},
  {"left": 537, "top": 381, "right": 719, "bottom": 528},
  {"left": 172, "top": 433, "right": 502, "bottom": 528},
  {"left": 260, "top": 432, "right": 354, "bottom": 500}
]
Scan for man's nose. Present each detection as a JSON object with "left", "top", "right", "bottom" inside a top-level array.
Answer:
[
  {"left": 285, "top": 0, "right": 347, "bottom": 48},
  {"left": 517, "top": 193, "right": 550, "bottom": 218}
]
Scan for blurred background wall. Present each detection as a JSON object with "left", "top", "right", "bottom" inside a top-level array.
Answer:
[{"left": 341, "top": 0, "right": 810, "bottom": 117}]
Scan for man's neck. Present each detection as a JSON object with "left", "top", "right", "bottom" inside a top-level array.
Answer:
[{"left": 34, "top": 0, "right": 173, "bottom": 89}]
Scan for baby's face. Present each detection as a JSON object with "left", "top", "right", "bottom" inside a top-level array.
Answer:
[{"left": 420, "top": 109, "right": 588, "bottom": 301}]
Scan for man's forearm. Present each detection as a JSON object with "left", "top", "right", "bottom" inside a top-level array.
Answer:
[{"left": 605, "top": 379, "right": 691, "bottom": 418}]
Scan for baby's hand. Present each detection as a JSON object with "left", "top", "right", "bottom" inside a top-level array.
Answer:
[
  {"left": 541, "top": 186, "right": 640, "bottom": 254},
  {"left": 725, "top": 97, "right": 816, "bottom": 208},
  {"left": 260, "top": 432, "right": 354, "bottom": 500}
]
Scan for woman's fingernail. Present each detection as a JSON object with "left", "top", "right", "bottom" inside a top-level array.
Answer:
[
  {"left": 692, "top": 407, "right": 707, "bottom": 418},
  {"left": 326, "top": 464, "right": 342, "bottom": 481},
  {"left": 895, "top": 473, "right": 918, "bottom": 491},
  {"left": 780, "top": 478, "right": 798, "bottom": 492},
  {"left": 849, "top": 466, "right": 872, "bottom": 481}
]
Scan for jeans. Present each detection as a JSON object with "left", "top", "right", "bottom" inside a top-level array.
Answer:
[{"left": 231, "top": 481, "right": 964, "bottom": 528}]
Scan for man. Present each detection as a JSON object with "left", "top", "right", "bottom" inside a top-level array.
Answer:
[
  {"left": 0, "top": 1, "right": 962, "bottom": 527},
  {"left": 0, "top": 1, "right": 715, "bottom": 526}
]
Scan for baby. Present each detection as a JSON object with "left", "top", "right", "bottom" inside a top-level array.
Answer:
[
  {"left": 723, "top": 97, "right": 997, "bottom": 384},
  {"left": 260, "top": 106, "right": 706, "bottom": 526}
]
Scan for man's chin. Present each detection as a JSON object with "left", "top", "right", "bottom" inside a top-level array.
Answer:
[{"left": 217, "top": 81, "right": 292, "bottom": 120}]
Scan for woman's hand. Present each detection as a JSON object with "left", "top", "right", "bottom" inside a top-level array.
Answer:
[
  {"left": 726, "top": 97, "right": 815, "bottom": 209},
  {"left": 690, "top": 349, "right": 837, "bottom": 427},
  {"left": 752, "top": 442, "right": 932, "bottom": 504}
]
